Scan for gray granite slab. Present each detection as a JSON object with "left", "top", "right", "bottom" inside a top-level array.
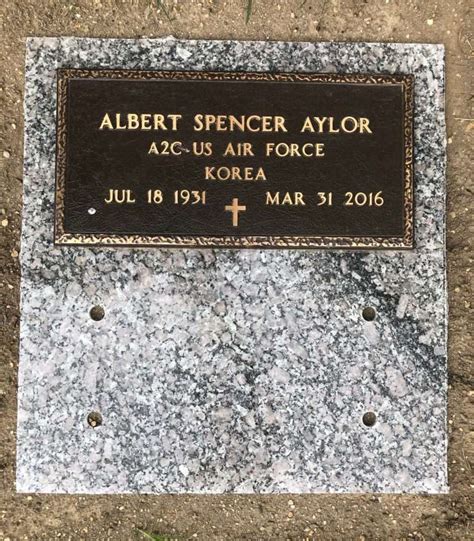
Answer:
[{"left": 17, "top": 37, "right": 447, "bottom": 494}]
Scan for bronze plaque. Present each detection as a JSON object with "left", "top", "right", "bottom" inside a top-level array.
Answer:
[{"left": 54, "top": 69, "right": 414, "bottom": 249}]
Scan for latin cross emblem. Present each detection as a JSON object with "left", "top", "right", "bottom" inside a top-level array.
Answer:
[{"left": 225, "top": 198, "right": 247, "bottom": 227}]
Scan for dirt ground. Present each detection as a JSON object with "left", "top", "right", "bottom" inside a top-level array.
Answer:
[{"left": 0, "top": 0, "right": 473, "bottom": 539}]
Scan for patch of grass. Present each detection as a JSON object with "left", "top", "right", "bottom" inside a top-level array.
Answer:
[
  {"left": 155, "top": 0, "right": 258, "bottom": 24},
  {"left": 245, "top": 0, "right": 253, "bottom": 24},
  {"left": 138, "top": 529, "right": 177, "bottom": 541},
  {"left": 156, "top": 0, "right": 174, "bottom": 22}
]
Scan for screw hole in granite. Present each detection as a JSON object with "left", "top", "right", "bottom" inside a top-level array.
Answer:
[
  {"left": 362, "top": 306, "right": 376, "bottom": 321},
  {"left": 87, "top": 411, "right": 103, "bottom": 428},
  {"left": 362, "top": 412, "right": 377, "bottom": 427},
  {"left": 90, "top": 305, "right": 105, "bottom": 321}
]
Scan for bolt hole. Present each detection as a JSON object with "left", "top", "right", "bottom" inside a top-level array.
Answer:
[
  {"left": 87, "top": 411, "right": 102, "bottom": 428},
  {"left": 362, "top": 411, "right": 377, "bottom": 427},
  {"left": 88, "top": 207, "right": 96, "bottom": 215},
  {"left": 90, "top": 305, "right": 105, "bottom": 321},
  {"left": 362, "top": 306, "right": 376, "bottom": 321}
]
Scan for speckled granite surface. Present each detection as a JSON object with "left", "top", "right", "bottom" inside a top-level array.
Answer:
[{"left": 17, "top": 38, "right": 447, "bottom": 494}]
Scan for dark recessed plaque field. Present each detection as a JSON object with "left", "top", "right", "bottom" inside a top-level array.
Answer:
[{"left": 54, "top": 69, "right": 414, "bottom": 249}]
